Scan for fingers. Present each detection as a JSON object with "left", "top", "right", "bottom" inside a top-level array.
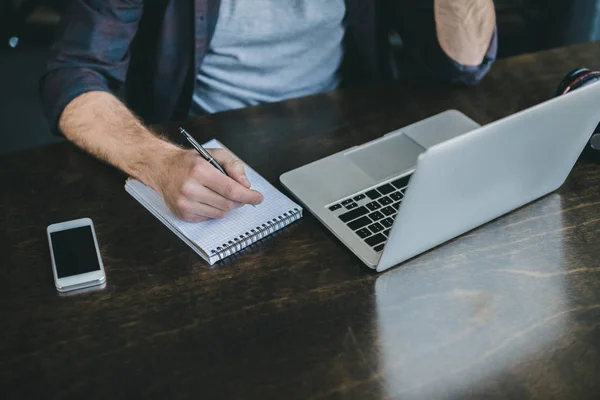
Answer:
[
  {"left": 173, "top": 197, "right": 230, "bottom": 221},
  {"left": 180, "top": 182, "right": 243, "bottom": 212},
  {"left": 171, "top": 193, "right": 242, "bottom": 222},
  {"left": 203, "top": 169, "right": 264, "bottom": 205},
  {"left": 199, "top": 153, "right": 264, "bottom": 205},
  {"left": 208, "top": 148, "right": 251, "bottom": 189}
]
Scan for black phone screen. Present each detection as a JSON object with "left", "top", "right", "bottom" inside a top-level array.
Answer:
[{"left": 50, "top": 226, "right": 101, "bottom": 278}]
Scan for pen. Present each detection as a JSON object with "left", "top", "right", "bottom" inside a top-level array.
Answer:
[
  {"left": 178, "top": 127, "right": 256, "bottom": 207},
  {"left": 179, "top": 127, "right": 228, "bottom": 176}
]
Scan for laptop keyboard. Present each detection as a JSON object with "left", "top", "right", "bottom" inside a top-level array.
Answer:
[{"left": 328, "top": 174, "right": 412, "bottom": 253}]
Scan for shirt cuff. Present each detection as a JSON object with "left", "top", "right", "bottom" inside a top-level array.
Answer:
[
  {"left": 445, "top": 26, "right": 498, "bottom": 85},
  {"left": 40, "top": 67, "right": 111, "bottom": 135}
]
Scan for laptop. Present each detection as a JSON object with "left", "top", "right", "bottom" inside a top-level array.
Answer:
[{"left": 280, "top": 81, "right": 600, "bottom": 272}]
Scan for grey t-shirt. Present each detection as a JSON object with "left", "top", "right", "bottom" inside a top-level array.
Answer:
[{"left": 191, "top": 0, "right": 346, "bottom": 114}]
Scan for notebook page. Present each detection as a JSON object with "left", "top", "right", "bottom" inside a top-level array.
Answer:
[
  {"left": 126, "top": 139, "right": 301, "bottom": 254},
  {"left": 125, "top": 185, "right": 210, "bottom": 261}
]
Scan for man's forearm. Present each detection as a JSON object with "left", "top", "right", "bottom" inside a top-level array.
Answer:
[
  {"left": 58, "top": 91, "right": 180, "bottom": 190},
  {"left": 434, "top": 0, "right": 496, "bottom": 66}
]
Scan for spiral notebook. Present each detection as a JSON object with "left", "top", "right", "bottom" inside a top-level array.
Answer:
[{"left": 125, "top": 139, "right": 303, "bottom": 264}]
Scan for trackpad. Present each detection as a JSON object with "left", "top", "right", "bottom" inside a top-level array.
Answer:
[{"left": 345, "top": 133, "right": 425, "bottom": 181}]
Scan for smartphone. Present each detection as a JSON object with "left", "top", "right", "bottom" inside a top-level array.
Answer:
[{"left": 47, "top": 218, "right": 106, "bottom": 292}]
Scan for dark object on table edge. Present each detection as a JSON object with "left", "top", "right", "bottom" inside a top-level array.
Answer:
[{"left": 556, "top": 67, "right": 600, "bottom": 162}]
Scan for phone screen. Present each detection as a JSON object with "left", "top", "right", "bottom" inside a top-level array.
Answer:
[{"left": 50, "top": 226, "right": 101, "bottom": 278}]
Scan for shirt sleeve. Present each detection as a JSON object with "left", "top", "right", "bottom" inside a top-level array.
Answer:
[
  {"left": 388, "top": 1, "right": 498, "bottom": 85},
  {"left": 40, "top": 0, "right": 143, "bottom": 134}
]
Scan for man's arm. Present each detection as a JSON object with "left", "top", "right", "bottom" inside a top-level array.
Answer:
[
  {"left": 388, "top": 0, "right": 498, "bottom": 85},
  {"left": 40, "top": 0, "right": 142, "bottom": 133},
  {"left": 59, "top": 91, "right": 263, "bottom": 221},
  {"left": 42, "top": 1, "right": 262, "bottom": 221},
  {"left": 434, "top": 0, "right": 496, "bottom": 66}
]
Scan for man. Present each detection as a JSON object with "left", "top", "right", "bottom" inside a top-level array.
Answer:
[{"left": 40, "top": 0, "right": 497, "bottom": 222}]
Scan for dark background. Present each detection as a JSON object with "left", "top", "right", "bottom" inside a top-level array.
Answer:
[{"left": 1, "top": 0, "right": 600, "bottom": 154}]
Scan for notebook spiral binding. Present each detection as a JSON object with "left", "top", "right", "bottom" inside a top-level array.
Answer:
[{"left": 210, "top": 207, "right": 302, "bottom": 260}]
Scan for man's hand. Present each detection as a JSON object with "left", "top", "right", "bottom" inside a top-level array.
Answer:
[{"left": 155, "top": 148, "right": 263, "bottom": 222}]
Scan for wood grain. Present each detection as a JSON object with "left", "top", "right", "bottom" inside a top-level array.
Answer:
[{"left": 1, "top": 41, "right": 600, "bottom": 399}]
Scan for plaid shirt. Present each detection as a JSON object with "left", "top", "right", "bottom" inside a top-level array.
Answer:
[{"left": 40, "top": 0, "right": 497, "bottom": 131}]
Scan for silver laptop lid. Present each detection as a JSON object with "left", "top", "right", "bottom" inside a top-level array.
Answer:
[{"left": 378, "top": 81, "right": 600, "bottom": 272}]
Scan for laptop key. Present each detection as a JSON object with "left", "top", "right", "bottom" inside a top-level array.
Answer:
[
  {"left": 377, "top": 183, "right": 395, "bottom": 195},
  {"left": 381, "top": 217, "right": 393, "bottom": 228},
  {"left": 353, "top": 194, "right": 366, "bottom": 201},
  {"left": 365, "top": 189, "right": 381, "bottom": 200},
  {"left": 366, "top": 233, "right": 386, "bottom": 247},
  {"left": 341, "top": 199, "right": 353, "bottom": 206},
  {"left": 368, "top": 222, "right": 384, "bottom": 233},
  {"left": 329, "top": 204, "right": 342, "bottom": 211},
  {"left": 390, "top": 191, "right": 403, "bottom": 201},
  {"left": 366, "top": 201, "right": 381, "bottom": 211},
  {"left": 378, "top": 196, "right": 393, "bottom": 206},
  {"left": 381, "top": 206, "right": 395, "bottom": 216},
  {"left": 338, "top": 206, "right": 368, "bottom": 222},
  {"left": 392, "top": 202, "right": 401, "bottom": 210},
  {"left": 356, "top": 228, "right": 372, "bottom": 239},
  {"left": 370, "top": 211, "right": 384, "bottom": 221},
  {"left": 345, "top": 202, "right": 358, "bottom": 210},
  {"left": 383, "top": 229, "right": 390, "bottom": 237},
  {"left": 374, "top": 243, "right": 385, "bottom": 252},
  {"left": 348, "top": 216, "right": 371, "bottom": 230},
  {"left": 392, "top": 175, "right": 411, "bottom": 189}
]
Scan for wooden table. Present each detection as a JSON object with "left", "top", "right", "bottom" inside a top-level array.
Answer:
[{"left": 2, "top": 41, "right": 600, "bottom": 400}]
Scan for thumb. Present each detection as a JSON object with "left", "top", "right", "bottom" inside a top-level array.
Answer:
[{"left": 209, "top": 148, "right": 251, "bottom": 188}]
